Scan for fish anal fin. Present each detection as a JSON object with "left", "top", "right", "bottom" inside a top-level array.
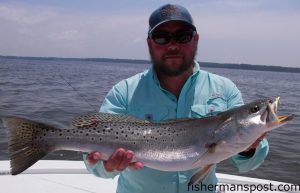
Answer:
[{"left": 188, "top": 164, "right": 214, "bottom": 185}]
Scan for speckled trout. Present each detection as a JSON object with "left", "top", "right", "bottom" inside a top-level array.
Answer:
[{"left": 3, "top": 97, "right": 293, "bottom": 183}]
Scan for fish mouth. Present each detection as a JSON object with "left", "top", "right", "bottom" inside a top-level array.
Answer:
[
  {"left": 277, "top": 115, "right": 294, "bottom": 123},
  {"left": 266, "top": 97, "right": 293, "bottom": 126}
]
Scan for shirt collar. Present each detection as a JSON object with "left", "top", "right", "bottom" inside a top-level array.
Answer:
[{"left": 192, "top": 60, "right": 200, "bottom": 78}]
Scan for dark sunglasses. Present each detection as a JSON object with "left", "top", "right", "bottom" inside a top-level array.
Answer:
[{"left": 149, "top": 30, "right": 196, "bottom": 45}]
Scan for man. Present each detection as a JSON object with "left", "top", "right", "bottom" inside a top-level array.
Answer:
[{"left": 83, "top": 4, "right": 269, "bottom": 193}]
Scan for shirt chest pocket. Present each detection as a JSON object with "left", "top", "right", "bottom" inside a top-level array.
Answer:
[{"left": 191, "top": 97, "right": 227, "bottom": 118}]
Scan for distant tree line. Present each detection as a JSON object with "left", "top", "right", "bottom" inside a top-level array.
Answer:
[{"left": 0, "top": 55, "right": 299, "bottom": 73}]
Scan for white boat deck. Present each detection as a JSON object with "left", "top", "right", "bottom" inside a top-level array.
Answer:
[{"left": 0, "top": 160, "right": 298, "bottom": 193}]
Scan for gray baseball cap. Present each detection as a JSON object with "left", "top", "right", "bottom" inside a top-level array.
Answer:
[{"left": 148, "top": 4, "right": 196, "bottom": 35}]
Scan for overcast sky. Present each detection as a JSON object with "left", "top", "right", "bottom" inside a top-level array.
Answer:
[{"left": 0, "top": 0, "right": 299, "bottom": 67}]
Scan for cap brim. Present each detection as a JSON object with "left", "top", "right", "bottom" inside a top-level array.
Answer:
[{"left": 148, "top": 20, "right": 196, "bottom": 35}]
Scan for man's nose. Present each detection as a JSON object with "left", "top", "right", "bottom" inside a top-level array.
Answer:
[{"left": 167, "top": 40, "right": 179, "bottom": 52}]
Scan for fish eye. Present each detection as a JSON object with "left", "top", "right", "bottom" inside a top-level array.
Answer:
[{"left": 250, "top": 105, "right": 260, "bottom": 113}]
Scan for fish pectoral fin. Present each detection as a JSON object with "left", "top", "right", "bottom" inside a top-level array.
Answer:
[
  {"left": 188, "top": 164, "right": 214, "bottom": 185},
  {"left": 192, "top": 140, "right": 225, "bottom": 166},
  {"left": 205, "top": 140, "right": 226, "bottom": 153},
  {"left": 192, "top": 150, "right": 207, "bottom": 166}
]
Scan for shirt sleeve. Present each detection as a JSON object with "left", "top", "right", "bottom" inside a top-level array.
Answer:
[
  {"left": 226, "top": 81, "right": 269, "bottom": 172},
  {"left": 226, "top": 83, "right": 244, "bottom": 109},
  {"left": 100, "top": 81, "right": 128, "bottom": 114},
  {"left": 83, "top": 81, "right": 128, "bottom": 179},
  {"left": 230, "top": 139, "right": 269, "bottom": 172}
]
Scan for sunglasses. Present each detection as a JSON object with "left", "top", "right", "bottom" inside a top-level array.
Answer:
[{"left": 149, "top": 30, "right": 196, "bottom": 45}]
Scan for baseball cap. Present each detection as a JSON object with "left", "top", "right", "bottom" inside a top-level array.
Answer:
[{"left": 148, "top": 4, "right": 196, "bottom": 35}]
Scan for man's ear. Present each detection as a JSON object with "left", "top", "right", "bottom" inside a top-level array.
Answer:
[
  {"left": 147, "top": 37, "right": 151, "bottom": 44},
  {"left": 147, "top": 37, "right": 152, "bottom": 49},
  {"left": 193, "top": 33, "right": 199, "bottom": 48},
  {"left": 194, "top": 33, "right": 199, "bottom": 42}
]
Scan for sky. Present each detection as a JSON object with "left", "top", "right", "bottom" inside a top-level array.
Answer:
[{"left": 0, "top": 0, "right": 299, "bottom": 67}]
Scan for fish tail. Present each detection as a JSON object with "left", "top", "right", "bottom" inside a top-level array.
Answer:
[{"left": 3, "top": 117, "right": 56, "bottom": 175}]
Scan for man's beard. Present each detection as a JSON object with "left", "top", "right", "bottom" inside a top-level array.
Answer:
[{"left": 149, "top": 48, "right": 197, "bottom": 77}]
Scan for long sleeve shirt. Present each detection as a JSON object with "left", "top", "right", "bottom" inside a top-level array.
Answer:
[{"left": 83, "top": 61, "right": 269, "bottom": 193}]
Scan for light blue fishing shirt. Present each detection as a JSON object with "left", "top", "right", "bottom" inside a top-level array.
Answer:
[{"left": 83, "top": 61, "right": 269, "bottom": 193}]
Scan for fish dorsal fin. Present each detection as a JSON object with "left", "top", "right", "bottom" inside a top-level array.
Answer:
[
  {"left": 72, "top": 112, "right": 149, "bottom": 128},
  {"left": 161, "top": 117, "right": 197, "bottom": 124}
]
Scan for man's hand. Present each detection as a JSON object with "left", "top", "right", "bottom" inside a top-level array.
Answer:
[
  {"left": 86, "top": 148, "right": 144, "bottom": 172},
  {"left": 246, "top": 132, "right": 267, "bottom": 151},
  {"left": 239, "top": 132, "right": 267, "bottom": 157}
]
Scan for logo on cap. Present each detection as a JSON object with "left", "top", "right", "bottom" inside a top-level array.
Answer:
[{"left": 159, "top": 4, "right": 182, "bottom": 20}]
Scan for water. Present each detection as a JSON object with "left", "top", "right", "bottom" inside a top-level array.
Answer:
[{"left": 0, "top": 58, "right": 299, "bottom": 184}]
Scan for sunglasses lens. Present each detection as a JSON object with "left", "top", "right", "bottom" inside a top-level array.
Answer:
[
  {"left": 150, "top": 30, "right": 195, "bottom": 45},
  {"left": 175, "top": 31, "right": 194, "bottom": 43},
  {"left": 151, "top": 33, "right": 170, "bottom": 45}
]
